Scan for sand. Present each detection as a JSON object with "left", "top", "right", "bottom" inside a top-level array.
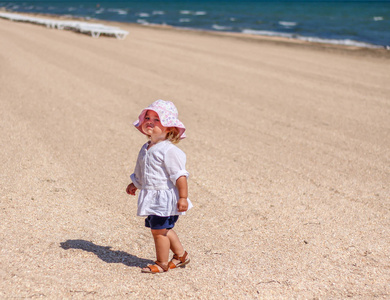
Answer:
[{"left": 0, "top": 14, "right": 389, "bottom": 299}]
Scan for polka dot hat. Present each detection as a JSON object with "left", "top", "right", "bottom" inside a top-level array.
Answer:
[{"left": 133, "top": 99, "right": 186, "bottom": 139}]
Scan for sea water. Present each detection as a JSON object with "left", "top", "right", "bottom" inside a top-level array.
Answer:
[{"left": 1, "top": 0, "right": 389, "bottom": 48}]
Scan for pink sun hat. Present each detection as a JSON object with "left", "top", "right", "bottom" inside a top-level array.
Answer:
[{"left": 133, "top": 99, "right": 186, "bottom": 139}]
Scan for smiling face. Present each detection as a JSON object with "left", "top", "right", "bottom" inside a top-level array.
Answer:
[{"left": 141, "top": 110, "right": 168, "bottom": 143}]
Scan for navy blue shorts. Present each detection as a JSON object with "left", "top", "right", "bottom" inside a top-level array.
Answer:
[{"left": 145, "top": 215, "right": 179, "bottom": 230}]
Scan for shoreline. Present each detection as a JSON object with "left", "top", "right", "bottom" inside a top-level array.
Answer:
[
  {"left": 145, "top": 23, "right": 390, "bottom": 59},
  {"left": 2, "top": 8, "right": 389, "bottom": 59}
]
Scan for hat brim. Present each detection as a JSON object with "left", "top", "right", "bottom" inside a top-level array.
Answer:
[{"left": 133, "top": 108, "right": 186, "bottom": 139}]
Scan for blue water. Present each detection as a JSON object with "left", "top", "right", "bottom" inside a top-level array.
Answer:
[{"left": 1, "top": 0, "right": 389, "bottom": 48}]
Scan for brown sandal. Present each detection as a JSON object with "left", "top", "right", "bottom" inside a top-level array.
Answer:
[
  {"left": 168, "top": 251, "right": 190, "bottom": 269},
  {"left": 141, "top": 261, "right": 169, "bottom": 273}
]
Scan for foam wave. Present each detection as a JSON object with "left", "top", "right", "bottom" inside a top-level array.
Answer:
[
  {"left": 153, "top": 11, "right": 165, "bottom": 15},
  {"left": 241, "top": 29, "right": 381, "bottom": 48},
  {"left": 138, "top": 12, "right": 150, "bottom": 18},
  {"left": 212, "top": 24, "right": 232, "bottom": 31},
  {"left": 137, "top": 19, "right": 149, "bottom": 25},
  {"left": 242, "top": 29, "right": 293, "bottom": 38},
  {"left": 179, "top": 10, "right": 206, "bottom": 16},
  {"left": 107, "top": 8, "right": 128, "bottom": 15},
  {"left": 279, "top": 21, "right": 297, "bottom": 28},
  {"left": 298, "top": 36, "right": 381, "bottom": 48}
]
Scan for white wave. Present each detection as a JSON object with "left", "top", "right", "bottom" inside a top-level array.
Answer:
[
  {"left": 153, "top": 11, "right": 165, "bottom": 15},
  {"left": 179, "top": 18, "right": 191, "bottom": 23},
  {"left": 241, "top": 29, "right": 381, "bottom": 49},
  {"left": 138, "top": 12, "right": 150, "bottom": 18},
  {"left": 279, "top": 21, "right": 297, "bottom": 28},
  {"left": 180, "top": 10, "right": 191, "bottom": 15},
  {"left": 212, "top": 24, "right": 232, "bottom": 31},
  {"left": 107, "top": 8, "right": 128, "bottom": 15},
  {"left": 298, "top": 36, "right": 380, "bottom": 48},
  {"left": 230, "top": 17, "right": 236, "bottom": 22},
  {"left": 242, "top": 29, "right": 293, "bottom": 38},
  {"left": 137, "top": 19, "right": 149, "bottom": 25},
  {"left": 373, "top": 16, "right": 383, "bottom": 21},
  {"left": 194, "top": 11, "right": 207, "bottom": 16},
  {"left": 95, "top": 8, "right": 104, "bottom": 14}
]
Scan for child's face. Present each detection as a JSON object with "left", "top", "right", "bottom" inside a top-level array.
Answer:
[{"left": 142, "top": 110, "right": 168, "bottom": 140}]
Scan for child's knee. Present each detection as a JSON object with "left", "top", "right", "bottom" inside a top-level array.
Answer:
[{"left": 151, "top": 228, "right": 169, "bottom": 237}]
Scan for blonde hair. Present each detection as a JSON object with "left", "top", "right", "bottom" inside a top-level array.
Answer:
[{"left": 166, "top": 127, "right": 181, "bottom": 144}]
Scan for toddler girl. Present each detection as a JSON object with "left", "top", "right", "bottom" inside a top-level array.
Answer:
[{"left": 126, "top": 99, "right": 192, "bottom": 273}]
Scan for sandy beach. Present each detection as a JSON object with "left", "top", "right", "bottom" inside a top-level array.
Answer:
[{"left": 0, "top": 14, "right": 389, "bottom": 298}]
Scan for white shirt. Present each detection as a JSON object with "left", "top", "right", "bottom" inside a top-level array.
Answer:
[{"left": 130, "top": 140, "right": 193, "bottom": 217}]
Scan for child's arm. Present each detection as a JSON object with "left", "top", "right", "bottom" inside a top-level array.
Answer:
[
  {"left": 126, "top": 183, "right": 137, "bottom": 195},
  {"left": 176, "top": 176, "right": 188, "bottom": 212},
  {"left": 128, "top": 148, "right": 143, "bottom": 196}
]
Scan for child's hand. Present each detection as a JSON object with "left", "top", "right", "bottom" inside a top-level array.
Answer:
[
  {"left": 177, "top": 197, "right": 188, "bottom": 212},
  {"left": 126, "top": 183, "right": 137, "bottom": 195}
]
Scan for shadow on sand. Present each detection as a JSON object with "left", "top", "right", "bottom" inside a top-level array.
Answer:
[{"left": 60, "top": 239, "right": 153, "bottom": 268}]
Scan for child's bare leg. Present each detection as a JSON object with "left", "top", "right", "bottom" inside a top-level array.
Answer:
[
  {"left": 167, "top": 229, "right": 190, "bottom": 269},
  {"left": 151, "top": 229, "right": 170, "bottom": 265},
  {"left": 167, "top": 229, "right": 185, "bottom": 256}
]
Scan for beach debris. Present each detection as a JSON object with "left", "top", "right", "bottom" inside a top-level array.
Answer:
[{"left": 257, "top": 280, "right": 290, "bottom": 286}]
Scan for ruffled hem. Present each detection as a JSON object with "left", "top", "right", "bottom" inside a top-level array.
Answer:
[{"left": 137, "top": 188, "right": 193, "bottom": 217}]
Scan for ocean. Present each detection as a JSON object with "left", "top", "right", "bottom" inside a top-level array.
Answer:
[{"left": 1, "top": 0, "right": 389, "bottom": 48}]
